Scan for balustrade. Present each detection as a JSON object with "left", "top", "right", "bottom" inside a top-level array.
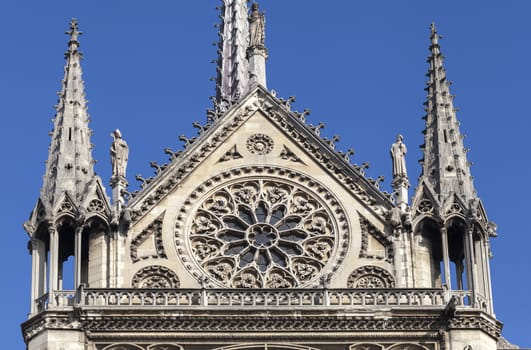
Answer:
[{"left": 33, "top": 288, "right": 484, "bottom": 313}]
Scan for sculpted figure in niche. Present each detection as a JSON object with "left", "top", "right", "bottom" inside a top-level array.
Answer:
[
  {"left": 110, "top": 129, "right": 129, "bottom": 179},
  {"left": 249, "top": 2, "right": 265, "bottom": 47},
  {"left": 390, "top": 134, "right": 407, "bottom": 178}
]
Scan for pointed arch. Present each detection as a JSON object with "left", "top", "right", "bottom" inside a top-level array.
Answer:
[
  {"left": 412, "top": 217, "right": 443, "bottom": 288},
  {"left": 102, "top": 344, "right": 144, "bottom": 350},
  {"left": 211, "top": 344, "right": 321, "bottom": 350},
  {"left": 350, "top": 344, "right": 383, "bottom": 350}
]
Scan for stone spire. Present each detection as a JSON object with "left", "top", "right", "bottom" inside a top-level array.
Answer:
[
  {"left": 417, "top": 23, "right": 476, "bottom": 204},
  {"left": 39, "top": 18, "right": 97, "bottom": 210},
  {"left": 215, "top": 0, "right": 250, "bottom": 106}
]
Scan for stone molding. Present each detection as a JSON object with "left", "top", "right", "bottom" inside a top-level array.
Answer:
[{"left": 22, "top": 309, "right": 502, "bottom": 344}]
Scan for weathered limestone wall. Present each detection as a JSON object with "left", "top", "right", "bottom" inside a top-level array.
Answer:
[
  {"left": 28, "top": 329, "right": 85, "bottom": 350},
  {"left": 448, "top": 329, "right": 497, "bottom": 350},
  {"left": 88, "top": 229, "right": 108, "bottom": 288}
]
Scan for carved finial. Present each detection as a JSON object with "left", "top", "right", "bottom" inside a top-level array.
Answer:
[
  {"left": 430, "top": 22, "right": 441, "bottom": 46},
  {"left": 311, "top": 122, "right": 325, "bottom": 136},
  {"left": 192, "top": 121, "right": 207, "bottom": 134},
  {"left": 296, "top": 108, "right": 311, "bottom": 122},
  {"left": 179, "top": 134, "right": 196, "bottom": 148},
  {"left": 338, "top": 148, "right": 355, "bottom": 162},
  {"left": 369, "top": 175, "right": 385, "bottom": 189},
  {"left": 164, "top": 147, "right": 181, "bottom": 161},
  {"left": 354, "top": 162, "right": 370, "bottom": 175},
  {"left": 149, "top": 161, "right": 166, "bottom": 174},
  {"left": 66, "top": 18, "right": 82, "bottom": 53},
  {"left": 278, "top": 95, "right": 296, "bottom": 109},
  {"left": 135, "top": 174, "right": 153, "bottom": 188},
  {"left": 326, "top": 135, "right": 340, "bottom": 148}
]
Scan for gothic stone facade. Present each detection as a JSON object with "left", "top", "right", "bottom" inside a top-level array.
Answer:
[{"left": 22, "top": 5, "right": 502, "bottom": 350}]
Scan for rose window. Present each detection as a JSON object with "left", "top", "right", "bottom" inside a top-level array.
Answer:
[{"left": 188, "top": 179, "right": 337, "bottom": 288}]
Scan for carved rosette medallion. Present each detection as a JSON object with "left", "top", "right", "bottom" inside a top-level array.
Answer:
[
  {"left": 175, "top": 167, "right": 349, "bottom": 288},
  {"left": 246, "top": 133, "right": 274, "bottom": 155},
  {"left": 347, "top": 265, "right": 395, "bottom": 288},
  {"left": 131, "top": 265, "right": 180, "bottom": 288}
]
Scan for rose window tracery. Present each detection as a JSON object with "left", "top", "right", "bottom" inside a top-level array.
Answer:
[{"left": 187, "top": 178, "right": 340, "bottom": 288}]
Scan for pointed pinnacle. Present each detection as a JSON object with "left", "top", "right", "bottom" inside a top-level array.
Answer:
[
  {"left": 429, "top": 22, "right": 441, "bottom": 47},
  {"left": 66, "top": 18, "right": 83, "bottom": 53}
]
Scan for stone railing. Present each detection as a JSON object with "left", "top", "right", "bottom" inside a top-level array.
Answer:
[
  {"left": 78, "top": 288, "right": 450, "bottom": 308},
  {"left": 34, "top": 288, "right": 484, "bottom": 313}
]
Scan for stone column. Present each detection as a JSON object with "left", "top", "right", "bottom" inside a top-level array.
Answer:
[
  {"left": 404, "top": 230, "right": 415, "bottom": 287},
  {"left": 248, "top": 46, "right": 268, "bottom": 89},
  {"left": 30, "top": 239, "right": 45, "bottom": 314},
  {"left": 48, "top": 226, "right": 59, "bottom": 306},
  {"left": 483, "top": 240, "right": 494, "bottom": 314},
  {"left": 110, "top": 177, "right": 128, "bottom": 215},
  {"left": 440, "top": 225, "right": 452, "bottom": 291},
  {"left": 465, "top": 227, "right": 478, "bottom": 306},
  {"left": 115, "top": 230, "right": 126, "bottom": 287},
  {"left": 74, "top": 226, "right": 83, "bottom": 288}
]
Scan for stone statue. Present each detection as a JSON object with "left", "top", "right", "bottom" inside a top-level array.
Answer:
[
  {"left": 110, "top": 129, "right": 129, "bottom": 179},
  {"left": 249, "top": 3, "right": 265, "bottom": 47},
  {"left": 391, "top": 134, "right": 407, "bottom": 178}
]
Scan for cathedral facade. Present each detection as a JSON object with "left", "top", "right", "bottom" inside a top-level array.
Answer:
[{"left": 22, "top": 2, "right": 505, "bottom": 350}]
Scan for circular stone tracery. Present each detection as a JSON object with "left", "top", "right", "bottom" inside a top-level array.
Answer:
[
  {"left": 177, "top": 172, "right": 348, "bottom": 289},
  {"left": 247, "top": 224, "right": 279, "bottom": 248}
]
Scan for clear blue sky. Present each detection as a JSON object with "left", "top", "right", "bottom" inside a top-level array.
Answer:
[{"left": 1, "top": 1, "right": 530, "bottom": 348}]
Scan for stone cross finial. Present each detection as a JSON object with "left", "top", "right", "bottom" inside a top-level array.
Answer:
[
  {"left": 430, "top": 22, "right": 440, "bottom": 46},
  {"left": 66, "top": 18, "right": 82, "bottom": 52}
]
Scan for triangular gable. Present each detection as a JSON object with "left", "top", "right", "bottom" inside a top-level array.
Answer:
[
  {"left": 358, "top": 213, "right": 394, "bottom": 263},
  {"left": 411, "top": 179, "right": 440, "bottom": 219},
  {"left": 474, "top": 199, "right": 489, "bottom": 226},
  {"left": 127, "top": 86, "right": 394, "bottom": 223},
  {"left": 81, "top": 177, "right": 112, "bottom": 220},
  {"left": 24, "top": 198, "right": 48, "bottom": 237},
  {"left": 130, "top": 211, "right": 167, "bottom": 263},
  {"left": 442, "top": 192, "right": 468, "bottom": 218},
  {"left": 53, "top": 191, "right": 79, "bottom": 218}
]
